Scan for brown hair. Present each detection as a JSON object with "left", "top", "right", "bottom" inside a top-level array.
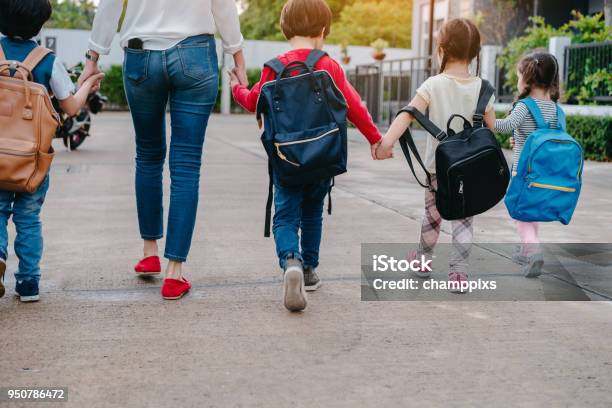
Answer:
[
  {"left": 280, "top": 0, "right": 332, "bottom": 40},
  {"left": 437, "top": 18, "right": 482, "bottom": 75},
  {"left": 517, "top": 51, "right": 560, "bottom": 102}
]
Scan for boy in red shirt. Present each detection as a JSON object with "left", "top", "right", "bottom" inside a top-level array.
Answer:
[{"left": 230, "top": 0, "right": 382, "bottom": 312}]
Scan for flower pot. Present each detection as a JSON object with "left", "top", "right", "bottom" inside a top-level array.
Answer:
[{"left": 372, "top": 51, "right": 386, "bottom": 61}]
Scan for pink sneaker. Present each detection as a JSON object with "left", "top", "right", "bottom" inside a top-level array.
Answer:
[
  {"left": 408, "top": 250, "right": 432, "bottom": 279},
  {"left": 448, "top": 272, "right": 468, "bottom": 294}
]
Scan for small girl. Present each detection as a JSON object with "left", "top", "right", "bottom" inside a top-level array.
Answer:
[
  {"left": 376, "top": 18, "right": 496, "bottom": 292},
  {"left": 494, "top": 51, "right": 561, "bottom": 277}
]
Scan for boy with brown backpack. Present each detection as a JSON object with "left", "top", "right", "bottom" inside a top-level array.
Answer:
[{"left": 0, "top": 0, "right": 103, "bottom": 302}]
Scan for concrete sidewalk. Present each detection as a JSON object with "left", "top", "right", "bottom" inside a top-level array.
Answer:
[{"left": 0, "top": 113, "right": 611, "bottom": 407}]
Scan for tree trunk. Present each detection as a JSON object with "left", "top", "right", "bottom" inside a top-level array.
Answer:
[{"left": 605, "top": 0, "right": 612, "bottom": 28}]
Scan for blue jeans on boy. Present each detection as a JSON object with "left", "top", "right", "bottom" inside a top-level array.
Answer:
[
  {"left": 0, "top": 175, "right": 50, "bottom": 282},
  {"left": 123, "top": 35, "right": 219, "bottom": 262},
  {"left": 273, "top": 178, "right": 331, "bottom": 270}
]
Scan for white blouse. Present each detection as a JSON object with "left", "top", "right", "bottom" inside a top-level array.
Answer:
[{"left": 89, "top": 0, "right": 244, "bottom": 55}]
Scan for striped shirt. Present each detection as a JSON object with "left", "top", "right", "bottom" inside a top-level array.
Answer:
[{"left": 495, "top": 98, "right": 558, "bottom": 171}]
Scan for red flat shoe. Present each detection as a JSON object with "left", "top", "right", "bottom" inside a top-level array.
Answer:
[
  {"left": 134, "top": 256, "right": 161, "bottom": 276},
  {"left": 161, "top": 278, "right": 191, "bottom": 300}
]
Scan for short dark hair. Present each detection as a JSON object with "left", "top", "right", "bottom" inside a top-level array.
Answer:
[
  {"left": 0, "top": 0, "right": 52, "bottom": 40},
  {"left": 280, "top": 0, "right": 332, "bottom": 40},
  {"left": 517, "top": 51, "right": 561, "bottom": 102}
]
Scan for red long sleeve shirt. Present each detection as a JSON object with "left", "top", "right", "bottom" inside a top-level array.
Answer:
[{"left": 232, "top": 49, "right": 382, "bottom": 145}]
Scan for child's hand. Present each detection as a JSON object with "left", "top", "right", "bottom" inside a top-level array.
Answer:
[
  {"left": 370, "top": 141, "right": 381, "bottom": 160},
  {"left": 228, "top": 69, "right": 241, "bottom": 88},
  {"left": 510, "top": 137, "right": 515, "bottom": 149},
  {"left": 81, "top": 72, "right": 105, "bottom": 94},
  {"left": 375, "top": 138, "right": 394, "bottom": 160}
]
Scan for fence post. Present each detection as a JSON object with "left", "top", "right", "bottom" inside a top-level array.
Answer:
[
  {"left": 549, "top": 36, "right": 571, "bottom": 84},
  {"left": 221, "top": 53, "right": 232, "bottom": 115},
  {"left": 480, "top": 45, "right": 502, "bottom": 88}
]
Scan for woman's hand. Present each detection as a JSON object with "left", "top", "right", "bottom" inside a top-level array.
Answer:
[
  {"left": 229, "top": 70, "right": 241, "bottom": 89},
  {"left": 375, "top": 138, "right": 395, "bottom": 160},
  {"left": 232, "top": 50, "right": 248, "bottom": 86}
]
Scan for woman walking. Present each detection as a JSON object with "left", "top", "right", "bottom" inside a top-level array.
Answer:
[{"left": 79, "top": 0, "right": 246, "bottom": 300}]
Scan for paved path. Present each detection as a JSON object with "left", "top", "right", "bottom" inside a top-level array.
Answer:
[{"left": 0, "top": 113, "right": 611, "bottom": 407}]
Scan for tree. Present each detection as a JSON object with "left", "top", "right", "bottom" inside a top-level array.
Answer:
[
  {"left": 474, "top": 0, "right": 533, "bottom": 46},
  {"left": 328, "top": 0, "right": 412, "bottom": 47},
  {"left": 47, "top": 0, "right": 96, "bottom": 30},
  {"left": 240, "top": 0, "right": 356, "bottom": 41},
  {"left": 239, "top": 0, "right": 411, "bottom": 47}
]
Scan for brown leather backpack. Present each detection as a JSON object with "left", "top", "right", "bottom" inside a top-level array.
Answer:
[{"left": 0, "top": 45, "right": 60, "bottom": 193}]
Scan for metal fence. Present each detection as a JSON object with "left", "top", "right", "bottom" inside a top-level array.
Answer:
[
  {"left": 564, "top": 41, "right": 612, "bottom": 104},
  {"left": 348, "top": 57, "right": 433, "bottom": 127}
]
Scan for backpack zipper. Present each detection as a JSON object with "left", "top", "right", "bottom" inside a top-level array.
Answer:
[
  {"left": 528, "top": 182, "right": 576, "bottom": 193},
  {"left": 274, "top": 127, "right": 339, "bottom": 167}
]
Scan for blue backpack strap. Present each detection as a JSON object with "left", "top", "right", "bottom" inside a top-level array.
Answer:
[
  {"left": 521, "top": 97, "right": 548, "bottom": 129},
  {"left": 264, "top": 58, "right": 286, "bottom": 76},
  {"left": 304, "top": 49, "right": 327, "bottom": 69},
  {"left": 556, "top": 103, "right": 566, "bottom": 131}
]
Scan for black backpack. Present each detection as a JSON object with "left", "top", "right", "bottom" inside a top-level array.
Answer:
[
  {"left": 256, "top": 49, "right": 348, "bottom": 236},
  {"left": 398, "top": 79, "right": 510, "bottom": 220}
]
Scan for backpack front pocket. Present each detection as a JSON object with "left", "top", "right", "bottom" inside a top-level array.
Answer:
[{"left": 274, "top": 124, "right": 342, "bottom": 170}]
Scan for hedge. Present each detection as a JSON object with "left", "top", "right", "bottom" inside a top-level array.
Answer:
[
  {"left": 100, "top": 65, "right": 263, "bottom": 112},
  {"left": 495, "top": 111, "right": 612, "bottom": 161}
]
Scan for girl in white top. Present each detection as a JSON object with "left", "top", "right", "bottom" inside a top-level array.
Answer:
[{"left": 376, "top": 18, "right": 496, "bottom": 292}]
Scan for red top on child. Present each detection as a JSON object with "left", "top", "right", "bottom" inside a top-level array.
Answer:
[{"left": 232, "top": 48, "right": 382, "bottom": 145}]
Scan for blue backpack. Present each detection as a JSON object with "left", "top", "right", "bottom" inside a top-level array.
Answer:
[
  {"left": 256, "top": 49, "right": 348, "bottom": 236},
  {"left": 504, "top": 97, "right": 583, "bottom": 224}
]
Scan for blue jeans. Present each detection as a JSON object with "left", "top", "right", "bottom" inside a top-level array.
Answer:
[
  {"left": 272, "top": 178, "right": 331, "bottom": 270},
  {"left": 0, "top": 175, "right": 49, "bottom": 282},
  {"left": 123, "top": 35, "right": 219, "bottom": 262}
]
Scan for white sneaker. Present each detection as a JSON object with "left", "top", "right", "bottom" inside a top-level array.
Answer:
[{"left": 283, "top": 258, "right": 307, "bottom": 312}]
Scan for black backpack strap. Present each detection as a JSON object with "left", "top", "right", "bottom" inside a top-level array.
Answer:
[
  {"left": 264, "top": 161, "right": 274, "bottom": 238},
  {"left": 398, "top": 127, "right": 435, "bottom": 191},
  {"left": 473, "top": 79, "right": 495, "bottom": 127},
  {"left": 327, "top": 178, "right": 334, "bottom": 215},
  {"left": 304, "top": 49, "right": 328, "bottom": 69},
  {"left": 264, "top": 58, "right": 286, "bottom": 76},
  {"left": 397, "top": 106, "right": 447, "bottom": 141}
]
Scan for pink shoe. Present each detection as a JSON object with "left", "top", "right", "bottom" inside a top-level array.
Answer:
[
  {"left": 448, "top": 272, "right": 468, "bottom": 294},
  {"left": 408, "top": 250, "right": 432, "bottom": 279}
]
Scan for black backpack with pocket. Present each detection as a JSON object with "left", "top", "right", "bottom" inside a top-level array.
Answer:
[
  {"left": 398, "top": 79, "right": 510, "bottom": 220},
  {"left": 256, "top": 49, "right": 348, "bottom": 237}
]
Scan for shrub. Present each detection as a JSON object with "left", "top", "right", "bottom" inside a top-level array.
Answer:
[
  {"left": 100, "top": 65, "right": 127, "bottom": 107},
  {"left": 497, "top": 12, "right": 612, "bottom": 103},
  {"left": 495, "top": 110, "right": 612, "bottom": 161}
]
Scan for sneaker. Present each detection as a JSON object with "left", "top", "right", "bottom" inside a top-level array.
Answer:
[
  {"left": 0, "top": 258, "right": 6, "bottom": 298},
  {"left": 511, "top": 246, "right": 529, "bottom": 266},
  {"left": 283, "top": 258, "right": 307, "bottom": 312},
  {"left": 408, "top": 250, "right": 432, "bottom": 279},
  {"left": 15, "top": 279, "right": 40, "bottom": 302},
  {"left": 523, "top": 252, "right": 544, "bottom": 278},
  {"left": 448, "top": 272, "right": 468, "bottom": 294},
  {"left": 134, "top": 256, "right": 162, "bottom": 276},
  {"left": 304, "top": 267, "right": 321, "bottom": 292},
  {"left": 161, "top": 277, "right": 191, "bottom": 300}
]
